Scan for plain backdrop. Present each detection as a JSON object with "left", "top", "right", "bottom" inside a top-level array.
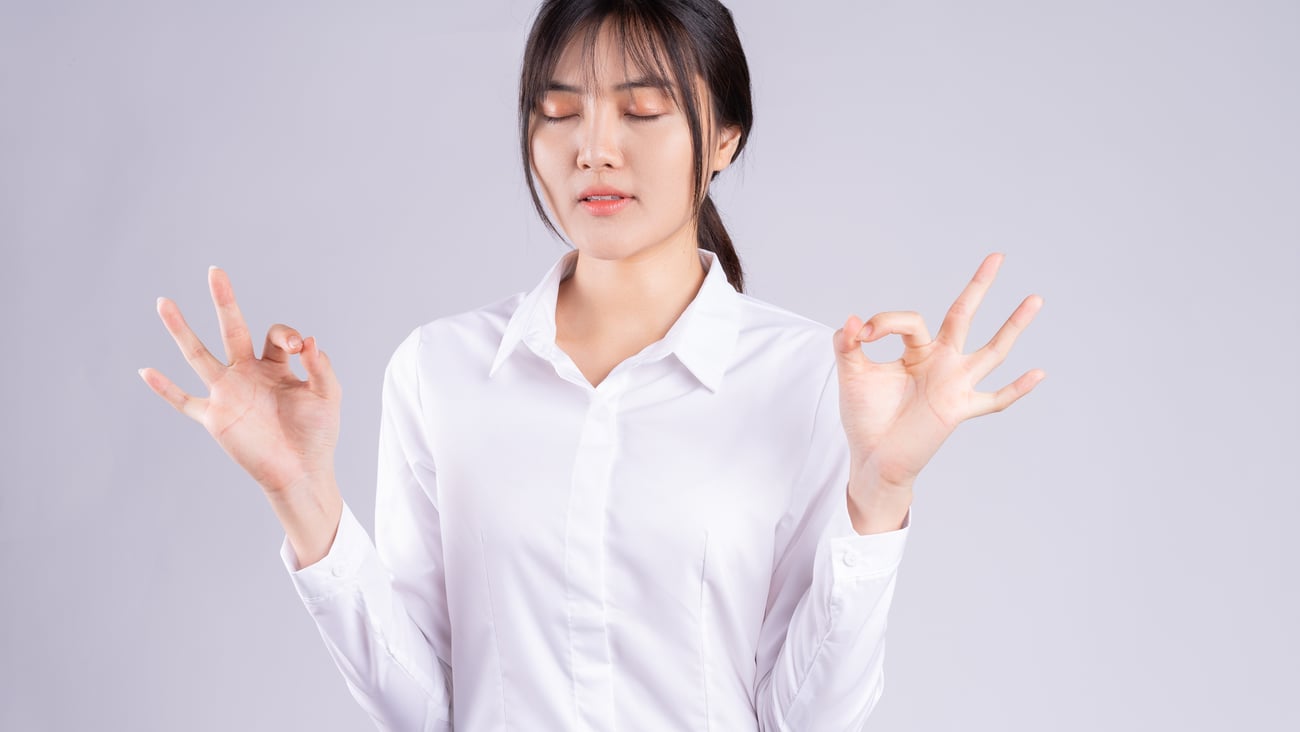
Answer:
[{"left": 2, "top": 1, "right": 1296, "bottom": 730}]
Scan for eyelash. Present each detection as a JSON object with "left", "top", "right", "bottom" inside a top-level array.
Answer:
[{"left": 539, "top": 114, "right": 664, "bottom": 124}]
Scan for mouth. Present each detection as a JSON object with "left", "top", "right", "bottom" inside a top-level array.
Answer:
[{"left": 579, "top": 195, "right": 634, "bottom": 216}]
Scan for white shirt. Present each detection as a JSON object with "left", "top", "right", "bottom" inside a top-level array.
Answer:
[{"left": 280, "top": 247, "right": 912, "bottom": 732}]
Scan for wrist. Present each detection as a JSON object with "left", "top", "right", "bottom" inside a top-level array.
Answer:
[
  {"left": 265, "top": 467, "right": 337, "bottom": 498},
  {"left": 267, "top": 472, "right": 340, "bottom": 513},
  {"left": 846, "top": 461, "right": 914, "bottom": 535},
  {"left": 267, "top": 475, "right": 344, "bottom": 569}
]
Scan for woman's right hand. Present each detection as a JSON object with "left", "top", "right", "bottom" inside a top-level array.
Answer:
[{"left": 140, "top": 266, "right": 342, "bottom": 498}]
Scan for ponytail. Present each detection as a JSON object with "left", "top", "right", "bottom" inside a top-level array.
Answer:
[{"left": 698, "top": 193, "right": 745, "bottom": 293}]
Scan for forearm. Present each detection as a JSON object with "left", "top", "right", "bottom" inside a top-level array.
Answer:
[
  {"left": 754, "top": 505, "right": 909, "bottom": 731},
  {"left": 266, "top": 473, "right": 344, "bottom": 568},
  {"left": 280, "top": 500, "right": 454, "bottom": 731}
]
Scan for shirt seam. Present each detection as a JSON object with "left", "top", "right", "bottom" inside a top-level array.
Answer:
[
  {"left": 480, "top": 529, "right": 509, "bottom": 729},
  {"left": 779, "top": 358, "right": 838, "bottom": 537},
  {"left": 698, "top": 529, "right": 712, "bottom": 731},
  {"left": 564, "top": 496, "right": 581, "bottom": 729}
]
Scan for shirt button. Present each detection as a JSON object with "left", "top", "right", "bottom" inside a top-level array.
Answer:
[
  {"left": 591, "top": 398, "right": 615, "bottom": 420},
  {"left": 842, "top": 551, "right": 858, "bottom": 567},
  {"left": 331, "top": 565, "right": 346, "bottom": 578}
]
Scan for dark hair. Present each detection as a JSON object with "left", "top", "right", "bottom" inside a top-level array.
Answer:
[{"left": 518, "top": 0, "right": 754, "bottom": 292}]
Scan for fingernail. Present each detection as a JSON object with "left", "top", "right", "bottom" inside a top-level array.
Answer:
[
  {"left": 156, "top": 296, "right": 164, "bottom": 309},
  {"left": 209, "top": 265, "right": 218, "bottom": 271},
  {"left": 857, "top": 323, "right": 872, "bottom": 339},
  {"left": 289, "top": 335, "right": 302, "bottom": 351}
]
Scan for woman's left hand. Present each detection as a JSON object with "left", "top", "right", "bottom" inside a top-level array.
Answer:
[{"left": 833, "top": 252, "right": 1045, "bottom": 501}]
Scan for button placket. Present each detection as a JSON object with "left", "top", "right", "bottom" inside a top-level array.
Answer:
[{"left": 562, "top": 386, "right": 623, "bottom": 729}]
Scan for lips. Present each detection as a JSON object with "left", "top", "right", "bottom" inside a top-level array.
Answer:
[
  {"left": 579, "top": 195, "right": 633, "bottom": 216},
  {"left": 577, "top": 186, "right": 633, "bottom": 202}
]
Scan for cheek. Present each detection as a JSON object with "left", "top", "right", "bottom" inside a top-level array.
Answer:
[
  {"left": 530, "top": 135, "right": 570, "bottom": 206},
  {"left": 638, "top": 128, "right": 697, "bottom": 208},
  {"left": 531, "top": 129, "right": 562, "bottom": 165}
]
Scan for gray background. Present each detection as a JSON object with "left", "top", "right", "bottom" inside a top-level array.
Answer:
[{"left": 2, "top": 0, "right": 1296, "bottom": 729}]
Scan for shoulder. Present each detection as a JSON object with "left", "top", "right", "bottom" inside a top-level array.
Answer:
[
  {"left": 386, "top": 290, "right": 526, "bottom": 372},
  {"left": 732, "top": 290, "right": 838, "bottom": 373},
  {"left": 737, "top": 291, "right": 834, "bottom": 335}
]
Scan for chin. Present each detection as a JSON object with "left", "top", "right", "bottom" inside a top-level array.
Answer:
[{"left": 569, "top": 234, "right": 646, "bottom": 262}]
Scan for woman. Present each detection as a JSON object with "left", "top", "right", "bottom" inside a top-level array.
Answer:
[{"left": 141, "top": 1, "right": 1044, "bottom": 729}]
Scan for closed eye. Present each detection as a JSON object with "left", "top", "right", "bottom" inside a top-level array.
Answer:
[{"left": 538, "top": 114, "right": 663, "bottom": 124}]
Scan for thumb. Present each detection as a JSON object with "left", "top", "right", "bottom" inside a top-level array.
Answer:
[{"left": 834, "top": 315, "right": 875, "bottom": 366}]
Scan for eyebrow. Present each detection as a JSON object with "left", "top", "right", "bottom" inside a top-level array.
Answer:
[{"left": 544, "top": 75, "right": 674, "bottom": 95}]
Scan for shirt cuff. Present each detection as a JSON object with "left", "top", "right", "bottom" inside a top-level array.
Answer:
[
  {"left": 824, "top": 502, "right": 911, "bottom": 582},
  {"left": 278, "top": 500, "right": 376, "bottom": 603}
]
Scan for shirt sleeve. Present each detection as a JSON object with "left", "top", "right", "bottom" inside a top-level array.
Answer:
[
  {"left": 754, "top": 359, "right": 912, "bottom": 732},
  {"left": 279, "top": 326, "right": 454, "bottom": 731}
]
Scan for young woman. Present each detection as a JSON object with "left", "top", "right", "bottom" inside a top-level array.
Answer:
[{"left": 141, "top": 1, "right": 1044, "bottom": 729}]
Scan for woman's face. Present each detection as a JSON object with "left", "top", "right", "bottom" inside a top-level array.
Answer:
[{"left": 529, "top": 24, "right": 739, "bottom": 262}]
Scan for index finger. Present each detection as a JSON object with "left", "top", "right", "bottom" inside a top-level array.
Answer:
[
  {"left": 156, "top": 296, "right": 224, "bottom": 386},
  {"left": 936, "top": 252, "right": 1003, "bottom": 352},
  {"left": 208, "top": 266, "right": 256, "bottom": 364}
]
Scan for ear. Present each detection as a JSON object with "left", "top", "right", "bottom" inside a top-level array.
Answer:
[{"left": 710, "top": 123, "right": 743, "bottom": 174}]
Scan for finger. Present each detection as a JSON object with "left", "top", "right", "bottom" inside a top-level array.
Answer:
[
  {"left": 208, "top": 266, "right": 256, "bottom": 365},
  {"left": 856, "top": 311, "right": 933, "bottom": 357},
  {"left": 967, "top": 294, "right": 1044, "bottom": 381},
  {"left": 834, "top": 315, "right": 877, "bottom": 366},
  {"left": 300, "top": 336, "right": 341, "bottom": 399},
  {"left": 263, "top": 323, "right": 304, "bottom": 366},
  {"left": 156, "top": 296, "right": 225, "bottom": 386},
  {"left": 138, "top": 366, "right": 208, "bottom": 422},
  {"left": 968, "top": 368, "right": 1046, "bottom": 418},
  {"left": 937, "top": 252, "right": 1003, "bottom": 352}
]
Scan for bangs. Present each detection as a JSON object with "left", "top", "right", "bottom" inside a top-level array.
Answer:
[
  {"left": 523, "top": 6, "right": 704, "bottom": 114},
  {"left": 567, "top": 12, "right": 692, "bottom": 107}
]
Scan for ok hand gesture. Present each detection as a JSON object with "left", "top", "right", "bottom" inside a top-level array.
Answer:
[
  {"left": 139, "top": 267, "right": 342, "bottom": 497},
  {"left": 833, "top": 253, "right": 1045, "bottom": 497}
]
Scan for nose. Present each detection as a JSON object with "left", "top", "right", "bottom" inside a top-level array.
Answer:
[{"left": 576, "top": 103, "right": 624, "bottom": 170}]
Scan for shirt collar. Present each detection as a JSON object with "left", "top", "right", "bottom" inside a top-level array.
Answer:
[{"left": 488, "top": 247, "right": 740, "bottom": 392}]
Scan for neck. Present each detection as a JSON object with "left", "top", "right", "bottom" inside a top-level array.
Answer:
[{"left": 555, "top": 240, "right": 708, "bottom": 350}]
